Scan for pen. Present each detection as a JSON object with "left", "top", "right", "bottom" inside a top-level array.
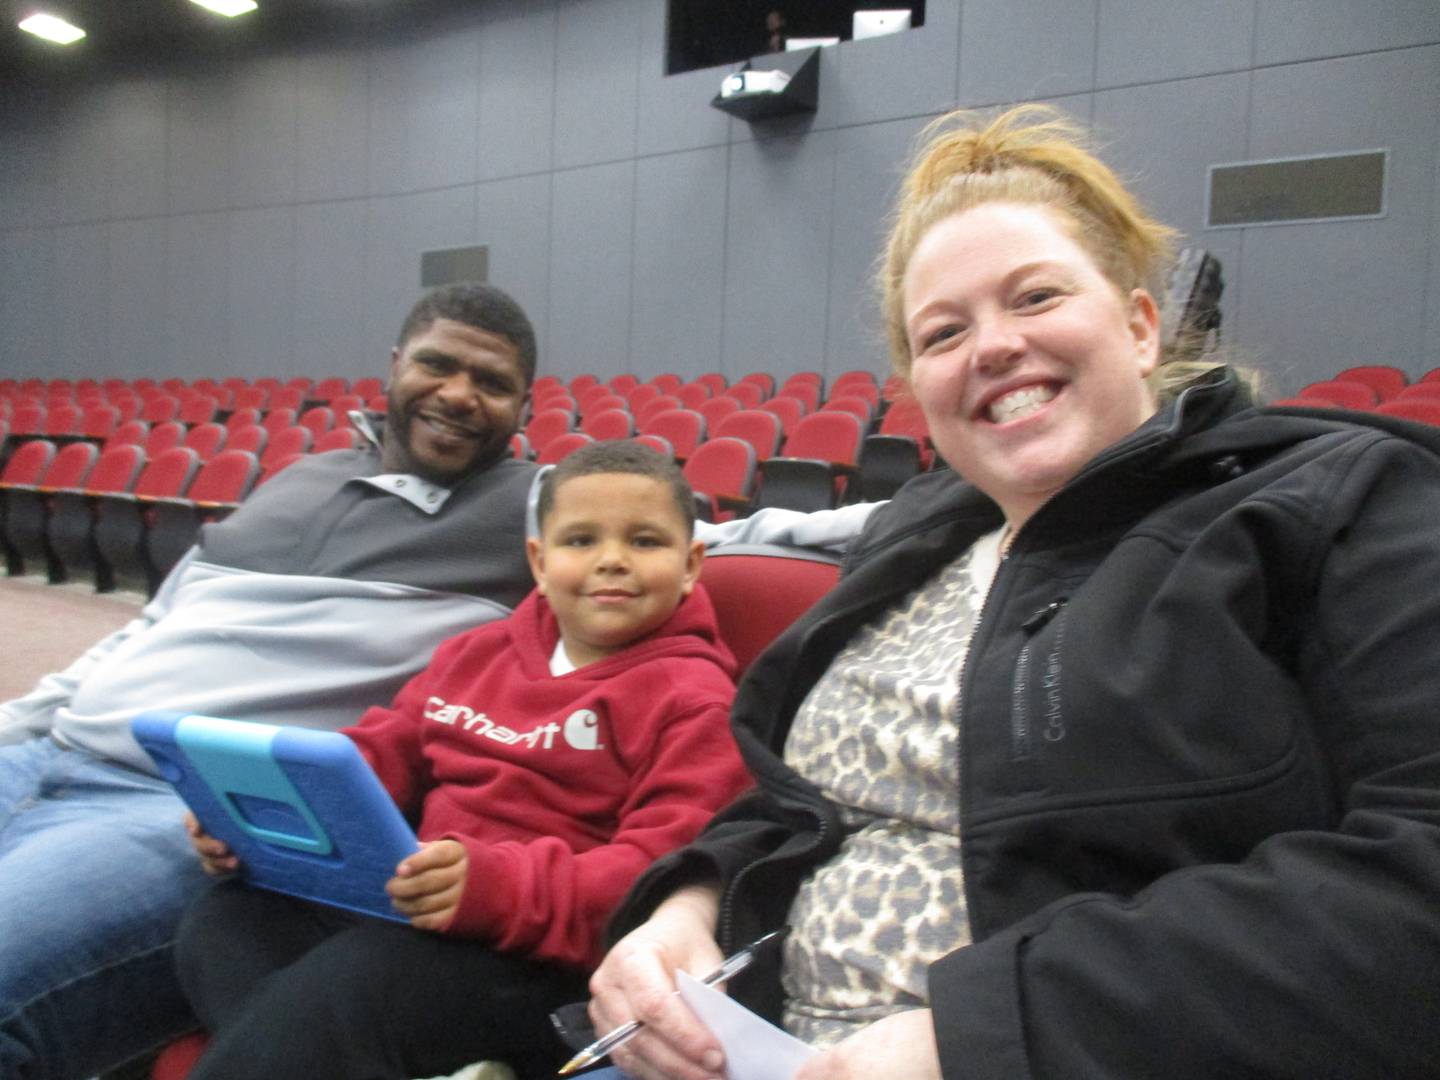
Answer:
[{"left": 556, "top": 928, "right": 787, "bottom": 1076}]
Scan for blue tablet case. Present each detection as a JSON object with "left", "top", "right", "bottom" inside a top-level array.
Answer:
[{"left": 132, "top": 710, "right": 420, "bottom": 923}]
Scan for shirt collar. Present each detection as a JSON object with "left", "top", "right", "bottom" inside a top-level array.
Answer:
[{"left": 347, "top": 410, "right": 452, "bottom": 514}]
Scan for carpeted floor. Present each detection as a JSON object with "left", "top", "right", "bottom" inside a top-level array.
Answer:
[{"left": 0, "top": 574, "right": 146, "bottom": 701}]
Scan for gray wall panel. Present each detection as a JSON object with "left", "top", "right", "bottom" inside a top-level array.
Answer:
[
  {"left": 166, "top": 67, "right": 235, "bottom": 216},
  {"left": 635, "top": 0, "right": 734, "bottom": 157},
  {"left": 0, "top": 104, "right": 57, "bottom": 230},
  {"left": 959, "top": 0, "right": 1098, "bottom": 107},
  {"left": 1255, "top": 0, "right": 1440, "bottom": 66},
  {"left": 1096, "top": 0, "right": 1256, "bottom": 87},
  {"left": 475, "top": 173, "right": 555, "bottom": 358},
  {"left": 293, "top": 200, "right": 371, "bottom": 379},
  {"left": 54, "top": 224, "right": 111, "bottom": 371},
  {"left": 1094, "top": 73, "right": 1250, "bottom": 245},
  {"left": 553, "top": 0, "right": 641, "bottom": 170},
  {"left": 722, "top": 132, "right": 835, "bottom": 377},
  {"left": 366, "top": 26, "right": 481, "bottom": 196},
  {"left": 105, "top": 79, "right": 169, "bottom": 221},
  {"left": 825, "top": 116, "right": 932, "bottom": 381},
  {"left": 228, "top": 207, "right": 296, "bottom": 376},
  {"left": 108, "top": 218, "right": 169, "bottom": 376},
  {"left": 477, "top": 3, "right": 558, "bottom": 181},
  {"left": 547, "top": 160, "right": 636, "bottom": 379},
  {"left": 295, "top": 46, "right": 370, "bottom": 204},
  {"left": 363, "top": 187, "right": 479, "bottom": 364},
  {"left": 165, "top": 213, "right": 231, "bottom": 377},
  {"left": 630, "top": 146, "right": 728, "bottom": 379},
  {"left": 228, "top": 55, "right": 299, "bottom": 209},
  {"left": 0, "top": 228, "right": 56, "bottom": 369},
  {"left": 1237, "top": 48, "right": 1440, "bottom": 390},
  {"left": 52, "top": 92, "right": 111, "bottom": 225}
]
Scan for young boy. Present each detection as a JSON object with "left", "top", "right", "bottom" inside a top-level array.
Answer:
[{"left": 174, "top": 441, "right": 751, "bottom": 1080}]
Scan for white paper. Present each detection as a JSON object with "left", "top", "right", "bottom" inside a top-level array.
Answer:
[{"left": 675, "top": 970, "right": 817, "bottom": 1080}]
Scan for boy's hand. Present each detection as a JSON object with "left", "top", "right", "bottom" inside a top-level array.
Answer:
[
  {"left": 387, "top": 839, "right": 467, "bottom": 931},
  {"left": 184, "top": 811, "right": 239, "bottom": 876}
]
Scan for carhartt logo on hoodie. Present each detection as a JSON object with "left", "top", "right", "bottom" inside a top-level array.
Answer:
[{"left": 423, "top": 697, "right": 604, "bottom": 751}]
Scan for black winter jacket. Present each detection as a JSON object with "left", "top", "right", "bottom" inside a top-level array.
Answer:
[{"left": 613, "top": 371, "right": 1440, "bottom": 1079}]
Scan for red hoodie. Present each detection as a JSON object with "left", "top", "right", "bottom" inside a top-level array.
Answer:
[{"left": 344, "top": 583, "right": 749, "bottom": 968}]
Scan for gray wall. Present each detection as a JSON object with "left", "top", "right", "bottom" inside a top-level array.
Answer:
[{"left": 1, "top": 0, "right": 1438, "bottom": 396}]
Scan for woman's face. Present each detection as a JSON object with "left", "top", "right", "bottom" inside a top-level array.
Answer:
[{"left": 903, "top": 202, "right": 1160, "bottom": 527}]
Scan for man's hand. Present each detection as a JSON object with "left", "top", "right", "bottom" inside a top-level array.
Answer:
[
  {"left": 184, "top": 811, "right": 238, "bottom": 876},
  {"left": 793, "top": 1009, "right": 941, "bottom": 1080},
  {"left": 387, "top": 839, "right": 467, "bottom": 930}
]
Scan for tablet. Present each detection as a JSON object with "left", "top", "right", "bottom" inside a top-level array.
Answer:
[{"left": 132, "top": 710, "right": 420, "bottom": 923}]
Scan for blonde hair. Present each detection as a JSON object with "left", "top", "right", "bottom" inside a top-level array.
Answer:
[{"left": 880, "top": 105, "right": 1183, "bottom": 384}]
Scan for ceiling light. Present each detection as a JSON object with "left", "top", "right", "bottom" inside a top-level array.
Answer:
[
  {"left": 188, "top": 0, "right": 259, "bottom": 16},
  {"left": 18, "top": 12, "right": 87, "bottom": 44}
]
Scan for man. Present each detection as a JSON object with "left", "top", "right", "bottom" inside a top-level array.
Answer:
[{"left": 0, "top": 283, "right": 541, "bottom": 1080}]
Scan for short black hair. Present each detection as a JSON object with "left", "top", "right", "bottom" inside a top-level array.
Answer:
[
  {"left": 536, "top": 441, "right": 695, "bottom": 536},
  {"left": 395, "top": 282, "right": 538, "bottom": 388}
]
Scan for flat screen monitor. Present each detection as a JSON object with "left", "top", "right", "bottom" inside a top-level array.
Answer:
[
  {"left": 785, "top": 36, "right": 841, "bottom": 50},
  {"left": 852, "top": 9, "right": 912, "bottom": 40}
]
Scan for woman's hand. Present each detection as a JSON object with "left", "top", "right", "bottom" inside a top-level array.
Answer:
[
  {"left": 387, "top": 839, "right": 467, "bottom": 930},
  {"left": 587, "top": 883, "right": 728, "bottom": 1080},
  {"left": 184, "top": 811, "right": 238, "bottom": 876},
  {"left": 793, "top": 1009, "right": 941, "bottom": 1080}
]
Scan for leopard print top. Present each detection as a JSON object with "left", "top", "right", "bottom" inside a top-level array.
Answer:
[{"left": 779, "top": 528, "right": 1002, "bottom": 1046}]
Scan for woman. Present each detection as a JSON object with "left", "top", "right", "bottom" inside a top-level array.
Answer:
[{"left": 582, "top": 105, "right": 1440, "bottom": 1080}]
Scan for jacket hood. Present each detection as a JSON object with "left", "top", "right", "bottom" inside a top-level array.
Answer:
[{"left": 507, "top": 583, "right": 737, "bottom": 682}]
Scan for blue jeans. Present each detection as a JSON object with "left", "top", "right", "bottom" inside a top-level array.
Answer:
[{"left": 0, "top": 737, "right": 209, "bottom": 1080}]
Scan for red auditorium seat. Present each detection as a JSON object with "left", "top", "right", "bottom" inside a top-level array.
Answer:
[
  {"left": 683, "top": 436, "right": 757, "bottom": 522},
  {"left": 226, "top": 425, "right": 268, "bottom": 457},
  {"left": 695, "top": 373, "right": 728, "bottom": 397},
  {"left": 523, "top": 408, "right": 575, "bottom": 459},
  {"left": 820, "top": 394, "right": 875, "bottom": 425},
  {"left": 631, "top": 434, "right": 674, "bottom": 458},
  {"left": 329, "top": 394, "right": 365, "bottom": 417},
  {"left": 626, "top": 383, "right": 662, "bottom": 414},
  {"left": 641, "top": 409, "right": 705, "bottom": 461},
  {"left": 579, "top": 392, "right": 627, "bottom": 417},
  {"left": 44, "top": 404, "right": 81, "bottom": 438},
  {"left": 225, "top": 407, "right": 262, "bottom": 433},
  {"left": 146, "top": 449, "right": 261, "bottom": 582},
  {"left": 140, "top": 395, "right": 181, "bottom": 425},
  {"left": 581, "top": 408, "right": 635, "bottom": 441},
  {"left": 535, "top": 431, "right": 594, "bottom": 465},
  {"left": 607, "top": 373, "right": 640, "bottom": 397},
  {"left": 1295, "top": 381, "right": 1377, "bottom": 410},
  {"left": 351, "top": 377, "right": 385, "bottom": 401},
  {"left": 636, "top": 395, "right": 682, "bottom": 428},
  {"left": 261, "top": 407, "right": 297, "bottom": 434},
  {"left": 698, "top": 544, "right": 840, "bottom": 674},
  {"left": 509, "top": 433, "right": 531, "bottom": 460},
  {"left": 10, "top": 403, "right": 45, "bottom": 436},
  {"left": 144, "top": 421, "right": 186, "bottom": 458},
  {"left": 313, "top": 427, "right": 361, "bottom": 452},
  {"left": 858, "top": 394, "right": 932, "bottom": 499},
  {"left": 0, "top": 439, "right": 61, "bottom": 576},
  {"left": 182, "top": 423, "right": 227, "bottom": 461},
  {"left": 297, "top": 406, "right": 335, "bottom": 438},
  {"left": 568, "top": 374, "right": 601, "bottom": 398},
  {"left": 774, "top": 381, "right": 820, "bottom": 414},
  {"left": 1376, "top": 400, "right": 1440, "bottom": 426},
  {"left": 676, "top": 383, "right": 711, "bottom": 410},
  {"left": 104, "top": 421, "right": 149, "bottom": 452},
  {"left": 756, "top": 411, "right": 864, "bottom": 512},
  {"left": 93, "top": 446, "right": 202, "bottom": 595},
  {"left": 649, "top": 373, "right": 683, "bottom": 395},
  {"left": 260, "top": 427, "right": 313, "bottom": 470},
  {"left": 737, "top": 371, "right": 775, "bottom": 397},
  {"left": 178, "top": 395, "right": 218, "bottom": 427},
  {"left": 697, "top": 396, "right": 741, "bottom": 432},
  {"left": 760, "top": 396, "right": 805, "bottom": 438},
  {"left": 80, "top": 403, "right": 121, "bottom": 441},
  {"left": 45, "top": 443, "right": 146, "bottom": 591},
  {"left": 311, "top": 376, "right": 349, "bottom": 402},
  {"left": 722, "top": 380, "right": 764, "bottom": 410},
  {"left": 713, "top": 410, "right": 783, "bottom": 462},
  {"left": 1334, "top": 365, "right": 1407, "bottom": 401},
  {"left": 270, "top": 386, "right": 306, "bottom": 411},
  {"left": 1394, "top": 383, "right": 1440, "bottom": 401}
]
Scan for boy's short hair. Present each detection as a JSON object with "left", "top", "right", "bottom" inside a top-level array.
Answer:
[{"left": 536, "top": 441, "right": 696, "bottom": 535}]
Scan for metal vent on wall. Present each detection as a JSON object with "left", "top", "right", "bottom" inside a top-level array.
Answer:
[
  {"left": 421, "top": 245, "right": 489, "bottom": 288},
  {"left": 1207, "top": 150, "right": 1387, "bottom": 228}
]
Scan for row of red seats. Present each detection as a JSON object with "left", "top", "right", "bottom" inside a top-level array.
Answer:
[
  {"left": 0, "top": 393, "right": 382, "bottom": 437},
  {"left": 1275, "top": 364, "right": 1440, "bottom": 424},
  {"left": 1, "top": 375, "right": 385, "bottom": 412}
]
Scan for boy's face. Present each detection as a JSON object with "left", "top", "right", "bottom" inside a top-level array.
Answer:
[{"left": 527, "top": 472, "right": 703, "bottom": 668}]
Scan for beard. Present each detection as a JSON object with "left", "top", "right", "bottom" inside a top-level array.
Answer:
[{"left": 382, "top": 397, "right": 513, "bottom": 485}]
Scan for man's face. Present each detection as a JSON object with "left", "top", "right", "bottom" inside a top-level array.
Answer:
[{"left": 382, "top": 318, "right": 529, "bottom": 483}]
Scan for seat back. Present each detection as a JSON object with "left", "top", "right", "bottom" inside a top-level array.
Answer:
[
  {"left": 135, "top": 446, "right": 202, "bottom": 499},
  {"left": 774, "top": 382, "right": 819, "bottom": 414},
  {"left": 641, "top": 409, "right": 705, "bottom": 460},
  {"left": 676, "top": 383, "right": 711, "bottom": 410},
  {"left": 298, "top": 406, "right": 335, "bottom": 438},
  {"left": 636, "top": 395, "right": 683, "bottom": 428},
  {"left": 45, "top": 404, "right": 80, "bottom": 436},
  {"left": 1296, "top": 380, "right": 1376, "bottom": 409},
  {"left": 260, "top": 427, "right": 313, "bottom": 468},
  {"left": 104, "top": 420, "right": 149, "bottom": 452},
  {"left": 783, "top": 411, "right": 863, "bottom": 466},
  {"left": 525, "top": 408, "right": 576, "bottom": 457},
  {"left": 714, "top": 410, "right": 783, "bottom": 461},
  {"left": 1376, "top": 400, "right": 1440, "bottom": 426},
  {"left": 178, "top": 395, "right": 218, "bottom": 426},
  {"left": 631, "top": 433, "right": 674, "bottom": 459},
  {"left": 760, "top": 396, "right": 804, "bottom": 437},
  {"left": 81, "top": 403, "right": 120, "bottom": 439},
  {"left": 140, "top": 394, "right": 180, "bottom": 424},
  {"left": 84, "top": 444, "right": 147, "bottom": 495},
  {"left": 697, "top": 396, "right": 741, "bottom": 432},
  {"left": 144, "top": 421, "right": 186, "bottom": 457},
  {"left": 581, "top": 408, "right": 635, "bottom": 441},
  {"left": 699, "top": 545, "right": 841, "bottom": 674},
  {"left": 351, "top": 377, "right": 385, "bottom": 401},
  {"left": 535, "top": 431, "right": 594, "bottom": 465},
  {"left": 683, "top": 437, "right": 756, "bottom": 522},
  {"left": 312, "top": 376, "right": 349, "bottom": 402},
  {"left": 262, "top": 407, "right": 297, "bottom": 434},
  {"left": 313, "top": 427, "right": 361, "bottom": 453},
  {"left": 226, "top": 424, "right": 269, "bottom": 456},
  {"left": 182, "top": 422, "right": 227, "bottom": 461},
  {"left": 40, "top": 442, "right": 99, "bottom": 490},
  {"left": 0, "top": 439, "right": 56, "bottom": 485},
  {"left": 186, "top": 449, "right": 261, "bottom": 504},
  {"left": 1334, "top": 364, "right": 1408, "bottom": 402}
]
